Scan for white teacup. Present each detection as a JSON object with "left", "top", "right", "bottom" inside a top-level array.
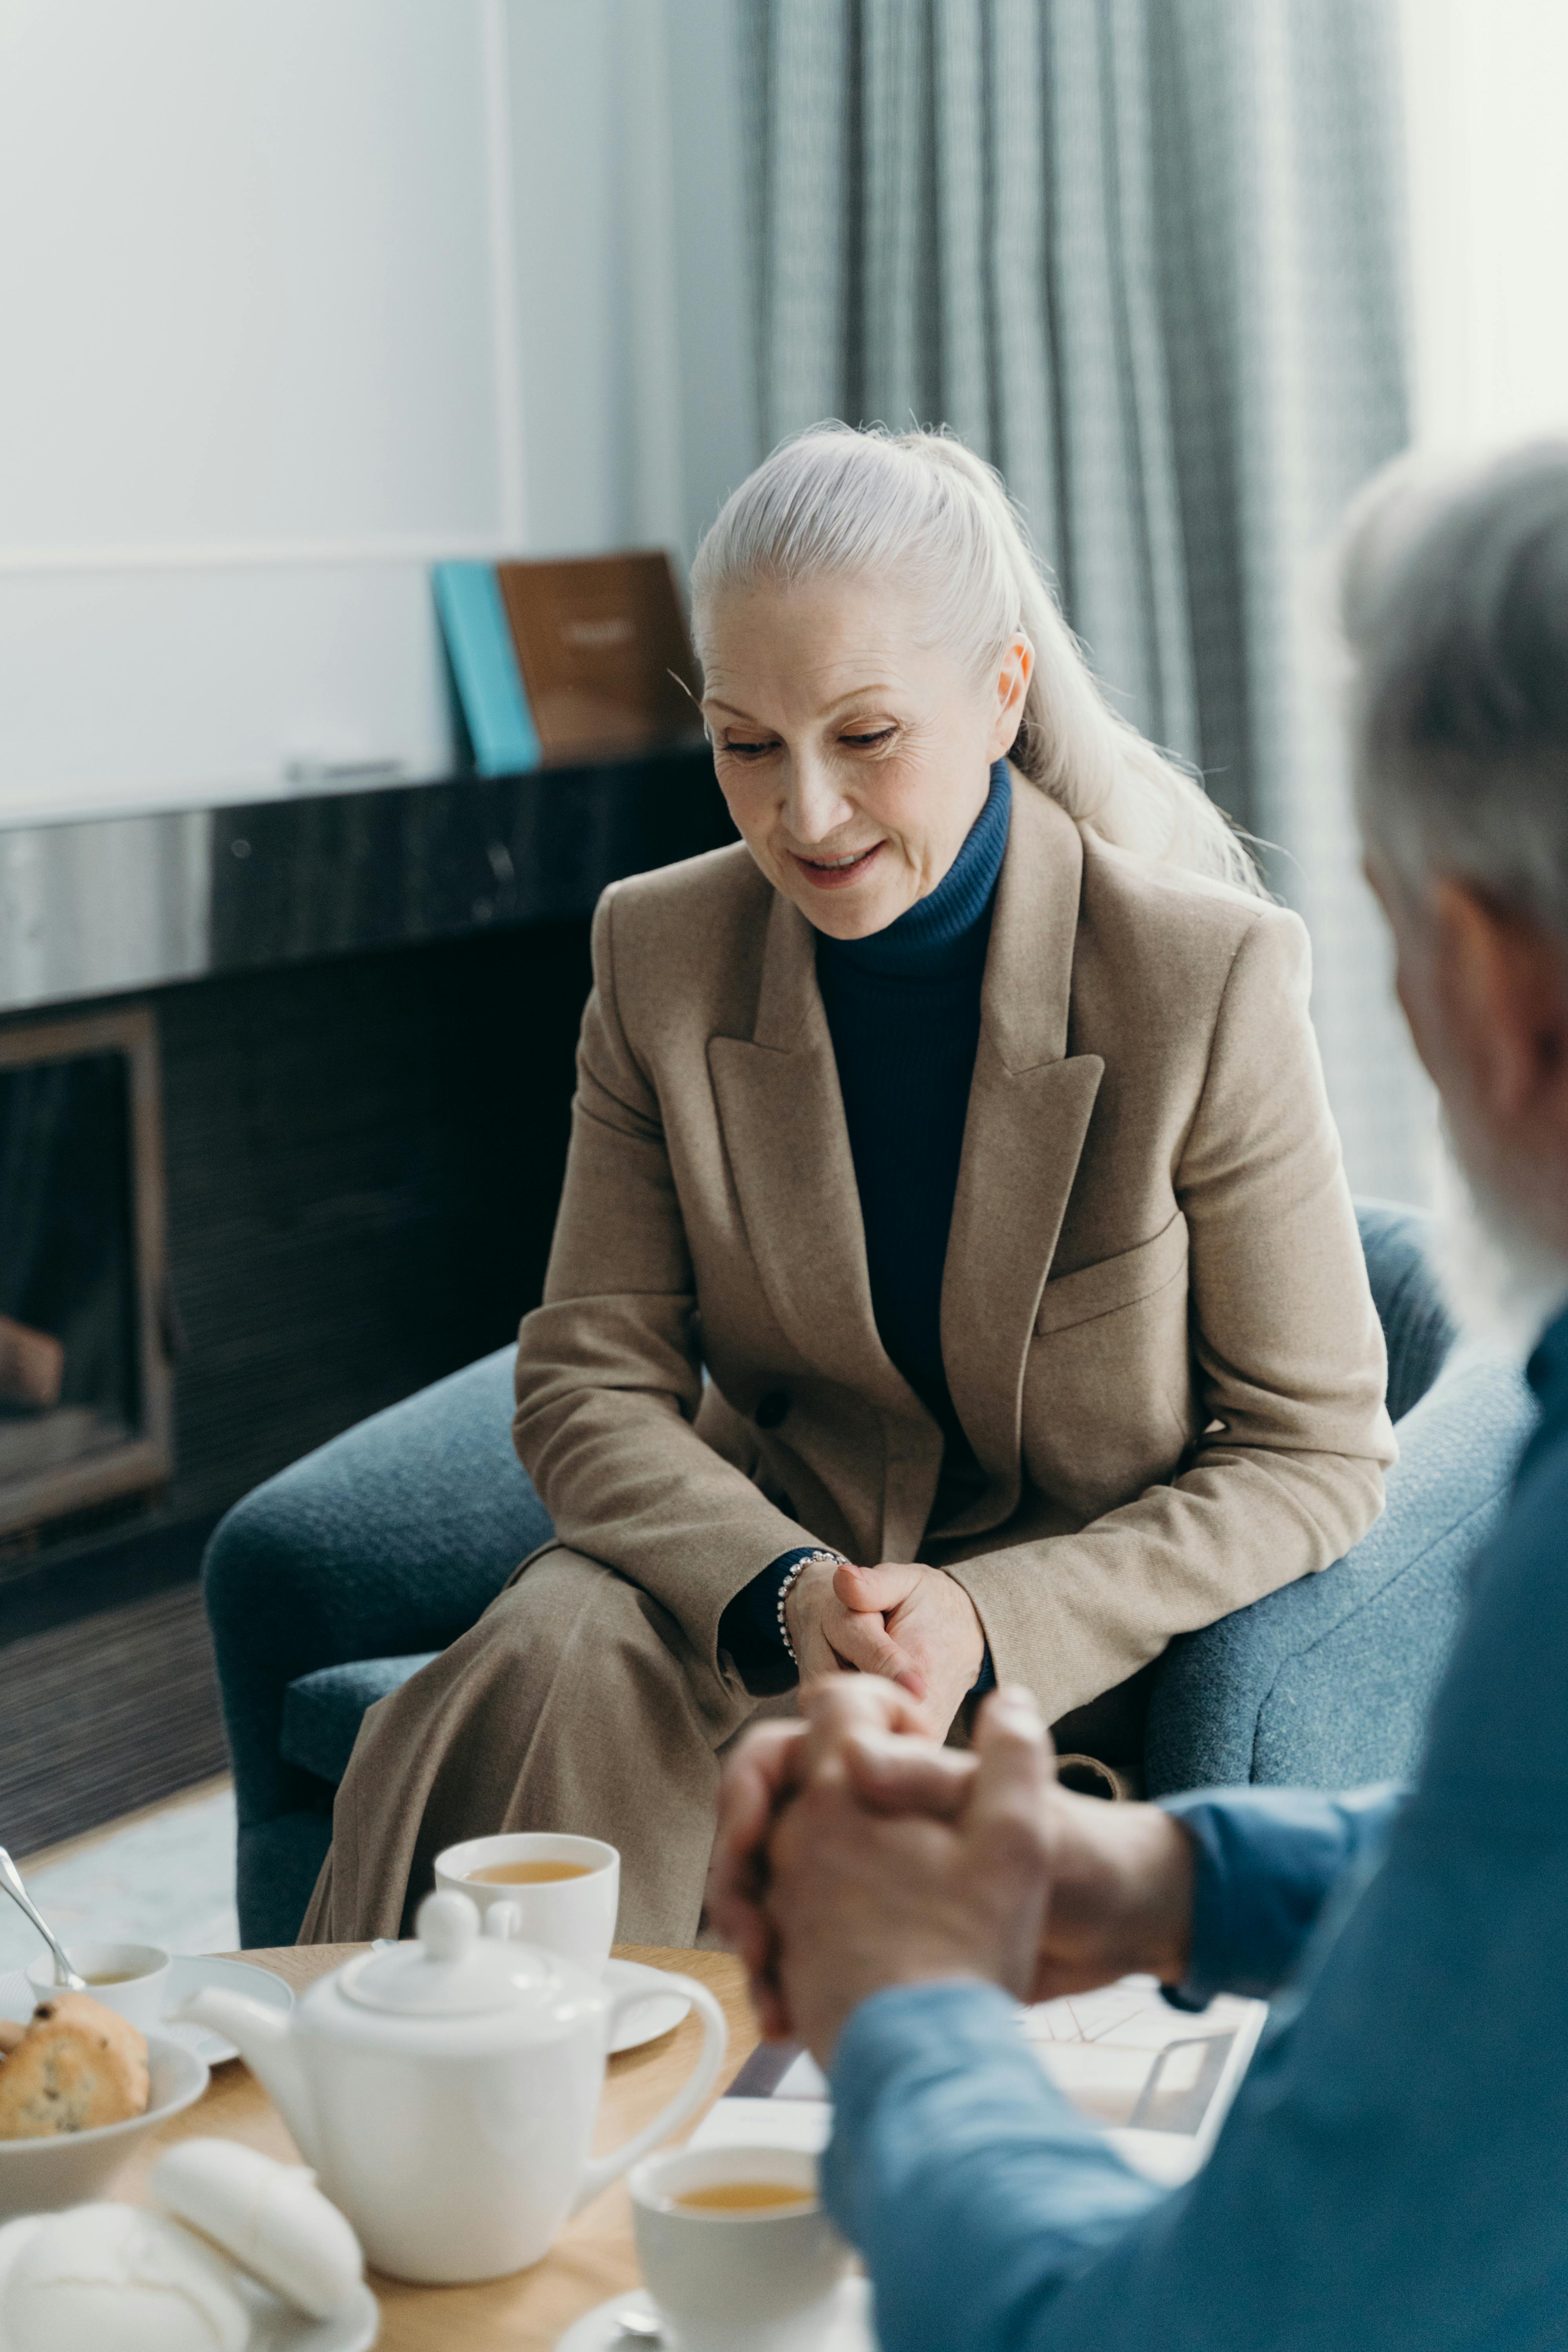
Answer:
[
  {"left": 25, "top": 1939, "right": 171, "bottom": 2032},
  {"left": 433, "top": 1833, "right": 619, "bottom": 1975},
  {"left": 630, "top": 2145, "right": 853, "bottom": 2352}
]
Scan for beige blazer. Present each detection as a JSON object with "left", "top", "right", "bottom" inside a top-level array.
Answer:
[{"left": 513, "top": 777, "right": 1394, "bottom": 1724}]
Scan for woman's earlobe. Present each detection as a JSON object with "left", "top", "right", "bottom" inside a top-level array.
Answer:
[{"left": 992, "top": 710, "right": 1027, "bottom": 763}]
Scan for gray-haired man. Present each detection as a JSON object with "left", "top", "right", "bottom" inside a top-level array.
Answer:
[{"left": 711, "top": 442, "right": 1568, "bottom": 2352}]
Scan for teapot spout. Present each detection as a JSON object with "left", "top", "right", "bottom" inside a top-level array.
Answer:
[{"left": 172, "top": 1991, "right": 320, "bottom": 2167}]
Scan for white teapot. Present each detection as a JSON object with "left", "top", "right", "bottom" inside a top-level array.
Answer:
[{"left": 176, "top": 1891, "right": 726, "bottom": 2284}]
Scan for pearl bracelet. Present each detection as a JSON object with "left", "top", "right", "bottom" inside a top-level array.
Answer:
[{"left": 776, "top": 1550, "right": 848, "bottom": 1668}]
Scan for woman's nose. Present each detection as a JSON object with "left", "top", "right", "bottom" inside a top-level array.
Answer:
[{"left": 781, "top": 757, "right": 855, "bottom": 846}]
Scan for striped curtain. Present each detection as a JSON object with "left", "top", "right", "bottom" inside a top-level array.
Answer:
[{"left": 739, "top": 0, "right": 1435, "bottom": 1203}]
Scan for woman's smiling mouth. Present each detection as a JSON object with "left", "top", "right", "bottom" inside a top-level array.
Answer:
[{"left": 789, "top": 842, "right": 885, "bottom": 888}]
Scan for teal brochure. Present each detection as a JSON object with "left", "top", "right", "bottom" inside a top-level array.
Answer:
[{"left": 432, "top": 562, "right": 541, "bottom": 776}]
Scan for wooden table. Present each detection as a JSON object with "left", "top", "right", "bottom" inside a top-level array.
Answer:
[{"left": 112, "top": 1944, "right": 762, "bottom": 2350}]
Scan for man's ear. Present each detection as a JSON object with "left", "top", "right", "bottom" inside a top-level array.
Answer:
[{"left": 1432, "top": 878, "right": 1568, "bottom": 1120}]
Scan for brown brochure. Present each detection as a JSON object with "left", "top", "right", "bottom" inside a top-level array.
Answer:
[{"left": 496, "top": 551, "right": 703, "bottom": 763}]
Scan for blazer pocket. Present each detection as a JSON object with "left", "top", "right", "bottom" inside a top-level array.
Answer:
[{"left": 1034, "top": 1212, "right": 1189, "bottom": 1338}]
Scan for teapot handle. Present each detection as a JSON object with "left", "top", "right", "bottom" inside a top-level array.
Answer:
[{"left": 572, "top": 1973, "right": 728, "bottom": 2214}]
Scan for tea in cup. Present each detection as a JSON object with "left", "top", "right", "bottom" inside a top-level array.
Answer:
[
  {"left": 433, "top": 1834, "right": 619, "bottom": 1975},
  {"left": 630, "top": 2145, "right": 851, "bottom": 2352},
  {"left": 24, "top": 1938, "right": 171, "bottom": 2031}
]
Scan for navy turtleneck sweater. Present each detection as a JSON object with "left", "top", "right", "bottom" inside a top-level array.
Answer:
[{"left": 721, "top": 761, "right": 1012, "bottom": 1677}]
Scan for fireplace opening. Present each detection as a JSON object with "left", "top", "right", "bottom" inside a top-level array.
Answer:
[{"left": 0, "top": 1009, "right": 172, "bottom": 1543}]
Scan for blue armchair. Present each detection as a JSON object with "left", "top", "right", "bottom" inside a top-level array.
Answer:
[{"left": 204, "top": 1201, "right": 1536, "bottom": 1948}]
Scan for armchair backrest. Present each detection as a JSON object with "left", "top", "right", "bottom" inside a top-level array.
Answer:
[{"left": 1356, "top": 1198, "right": 1457, "bottom": 1424}]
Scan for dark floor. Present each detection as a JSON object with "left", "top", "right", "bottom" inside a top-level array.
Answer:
[{"left": 0, "top": 1574, "right": 227, "bottom": 1857}]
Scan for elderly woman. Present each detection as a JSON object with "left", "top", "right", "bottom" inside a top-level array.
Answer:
[{"left": 303, "top": 425, "right": 1393, "bottom": 1948}]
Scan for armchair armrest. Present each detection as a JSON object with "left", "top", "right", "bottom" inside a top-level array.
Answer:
[
  {"left": 1144, "top": 1347, "right": 1537, "bottom": 1795},
  {"left": 203, "top": 1342, "right": 550, "bottom": 1945}
]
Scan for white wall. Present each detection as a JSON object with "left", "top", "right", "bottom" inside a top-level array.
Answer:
[
  {"left": 506, "top": 0, "right": 758, "bottom": 562},
  {"left": 1401, "top": 0, "right": 1568, "bottom": 448},
  {"left": 0, "top": 0, "right": 755, "bottom": 825}
]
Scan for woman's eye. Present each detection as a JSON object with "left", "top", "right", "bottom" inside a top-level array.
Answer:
[
  {"left": 722, "top": 739, "right": 777, "bottom": 759},
  {"left": 842, "top": 728, "right": 895, "bottom": 750}
]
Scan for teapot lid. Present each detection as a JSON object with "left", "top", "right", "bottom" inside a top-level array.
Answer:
[{"left": 343, "top": 1891, "right": 559, "bottom": 2017}]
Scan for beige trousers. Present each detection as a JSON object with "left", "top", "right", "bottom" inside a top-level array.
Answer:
[
  {"left": 299, "top": 1548, "right": 782, "bottom": 1949},
  {"left": 297, "top": 1544, "right": 1157, "bottom": 1950}
]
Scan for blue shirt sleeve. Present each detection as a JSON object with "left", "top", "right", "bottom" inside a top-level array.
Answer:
[
  {"left": 820, "top": 1783, "right": 1410, "bottom": 2339},
  {"left": 826, "top": 1753, "right": 1568, "bottom": 2352},
  {"left": 824, "top": 1979, "right": 1162, "bottom": 2352},
  {"left": 1158, "top": 1782, "right": 1405, "bottom": 2006},
  {"left": 822, "top": 1327, "right": 1568, "bottom": 2352},
  {"left": 824, "top": 1741, "right": 1564, "bottom": 2344}
]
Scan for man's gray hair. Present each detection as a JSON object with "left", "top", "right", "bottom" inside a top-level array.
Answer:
[{"left": 1341, "top": 439, "right": 1568, "bottom": 932}]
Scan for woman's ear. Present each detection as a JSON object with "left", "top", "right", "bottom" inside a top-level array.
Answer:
[{"left": 989, "top": 634, "right": 1034, "bottom": 758}]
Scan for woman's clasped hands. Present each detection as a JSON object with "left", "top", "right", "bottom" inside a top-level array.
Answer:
[{"left": 782, "top": 1558, "right": 986, "bottom": 1741}]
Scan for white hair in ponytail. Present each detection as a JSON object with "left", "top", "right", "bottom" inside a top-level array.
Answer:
[{"left": 690, "top": 423, "right": 1261, "bottom": 895}]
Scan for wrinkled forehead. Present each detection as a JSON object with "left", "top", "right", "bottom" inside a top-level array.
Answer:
[{"left": 697, "top": 573, "right": 944, "bottom": 722}]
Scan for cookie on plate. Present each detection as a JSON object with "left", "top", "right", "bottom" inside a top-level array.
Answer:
[{"left": 0, "top": 1992, "right": 149, "bottom": 2137}]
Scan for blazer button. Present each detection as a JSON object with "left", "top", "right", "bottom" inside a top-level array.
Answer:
[{"left": 755, "top": 1390, "right": 790, "bottom": 1429}]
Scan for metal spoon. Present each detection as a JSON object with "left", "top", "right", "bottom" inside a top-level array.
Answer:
[{"left": 0, "top": 1847, "right": 86, "bottom": 1991}]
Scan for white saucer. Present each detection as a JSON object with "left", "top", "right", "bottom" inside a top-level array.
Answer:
[
  {"left": 238, "top": 2274, "right": 379, "bottom": 2352},
  {"left": 605, "top": 1959, "right": 692, "bottom": 2055},
  {"left": 0, "top": 1954, "right": 294, "bottom": 2067},
  {"left": 556, "top": 2278, "right": 873, "bottom": 2351},
  {"left": 163, "top": 1953, "right": 296, "bottom": 2065},
  {"left": 0, "top": 2215, "right": 379, "bottom": 2350}
]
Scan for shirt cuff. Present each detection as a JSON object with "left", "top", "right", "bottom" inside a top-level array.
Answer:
[
  {"left": 1156, "top": 1784, "right": 1404, "bottom": 2009},
  {"left": 717, "top": 1546, "right": 824, "bottom": 1674}
]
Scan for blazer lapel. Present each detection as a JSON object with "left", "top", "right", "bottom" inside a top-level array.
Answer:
[
  {"left": 940, "top": 784, "right": 1104, "bottom": 1534},
  {"left": 708, "top": 889, "right": 915, "bottom": 1412}
]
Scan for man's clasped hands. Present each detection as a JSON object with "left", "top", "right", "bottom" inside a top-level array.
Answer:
[{"left": 707, "top": 1677, "right": 1200, "bottom": 2065}]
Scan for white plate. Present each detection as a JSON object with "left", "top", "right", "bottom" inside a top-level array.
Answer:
[
  {"left": 605, "top": 1958, "right": 691, "bottom": 2056},
  {"left": 556, "top": 2277, "right": 873, "bottom": 2351},
  {"left": 0, "top": 2214, "right": 379, "bottom": 2350},
  {"left": 0, "top": 1954, "right": 294, "bottom": 2068}
]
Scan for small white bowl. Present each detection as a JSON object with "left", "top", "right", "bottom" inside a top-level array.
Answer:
[
  {"left": 24, "top": 1941, "right": 171, "bottom": 2033},
  {"left": 0, "top": 2034, "right": 209, "bottom": 2215}
]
